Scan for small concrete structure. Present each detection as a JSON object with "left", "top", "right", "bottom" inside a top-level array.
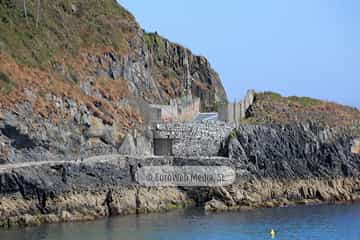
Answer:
[{"left": 352, "top": 139, "right": 360, "bottom": 154}]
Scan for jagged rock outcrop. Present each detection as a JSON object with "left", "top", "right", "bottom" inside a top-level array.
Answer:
[
  {"left": 226, "top": 123, "right": 360, "bottom": 178},
  {"left": 1, "top": 124, "right": 360, "bottom": 227},
  {"left": 203, "top": 123, "right": 360, "bottom": 211},
  {"left": 0, "top": 156, "right": 197, "bottom": 228},
  {"left": 143, "top": 33, "right": 227, "bottom": 111},
  {"left": 1, "top": 0, "right": 360, "bottom": 229}
]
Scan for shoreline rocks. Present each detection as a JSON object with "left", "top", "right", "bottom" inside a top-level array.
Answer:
[{"left": 0, "top": 123, "right": 359, "bottom": 228}]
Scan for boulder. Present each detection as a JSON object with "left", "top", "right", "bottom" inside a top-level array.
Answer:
[
  {"left": 118, "top": 134, "right": 136, "bottom": 155},
  {"left": 204, "top": 199, "right": 228, "bottom": 212},
  {"left": 87, "top": 116, "right": 105, "bottom": 138}
]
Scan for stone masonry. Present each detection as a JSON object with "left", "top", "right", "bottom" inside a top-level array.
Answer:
[{"left": 153, "top": 122, "right": 235, "bottom": 157}]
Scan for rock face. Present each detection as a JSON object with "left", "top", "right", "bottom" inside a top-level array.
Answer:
[
  {"left": 1, "top": 124, "right": 360, "bottom": 227},
  {"left": 0, "top": 156, "right": 197, "bottom": 228},
  {"left": 0, "top": 0, "right": 227, "bottom": 164},
  {"left": 226, "top": 124, "right": 360, "bottom": 178},
  {"left": 202, "top": 123, "right": 360, "bottom": 211},
  {"left": 143, "top": 33, "right": 227, "bottom": 111}
]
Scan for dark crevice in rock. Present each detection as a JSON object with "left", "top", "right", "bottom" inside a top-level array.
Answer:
[
  {"left": 103, "top": 189, "right": 114, "bottom": 216},
  {"left": 1, "top": 124, "right": 37, "bottom": 150}
]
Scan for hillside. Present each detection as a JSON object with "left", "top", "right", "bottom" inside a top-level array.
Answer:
[
  {"left": 0, "top": 0, "right": 227, "bottom": 163},
  {"left": 0, "top": 0, "right": 226, "bottom": 108},
  {"left": 0, "top": 0, "right": 227, "bottom": 111},
  {"left": 244, "top": 92, "right": 360, "bottom": 127}
]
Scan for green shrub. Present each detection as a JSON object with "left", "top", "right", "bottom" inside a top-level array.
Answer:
[
  {"left": 166, "top": 203, "right": 183, "bottom": 210},
  {"left": 144, "top": 32, "right": 167, "bottom": 56},
  {"left": 0, "top": 71, "right": 16, "bottom": 93}
]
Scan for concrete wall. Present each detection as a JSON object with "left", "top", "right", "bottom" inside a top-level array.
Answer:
[
  {"left": 153, "top": 122, "right": 235, "bottom": 157},
  {"left": 219, "top": 90, "right": 255, "bottom": 125},
  {"left": 178, "top": 97, "right": 200, "bottom": 121},
  {"left": 150, "top": 95, "right": 200, "bottom": 123},
  {"left": 150, "top": 103, "right": 178, "bottom": 122},
  {"left": 119, "top": 95, "right": 200, "bottom": 124},
  {"left": 118, "top": 97, "right": 158, "bottom": 125}
]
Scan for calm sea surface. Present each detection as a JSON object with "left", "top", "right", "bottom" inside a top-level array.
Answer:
[{"left": 1, "top": 203, "right": 360, "bottom": 240}]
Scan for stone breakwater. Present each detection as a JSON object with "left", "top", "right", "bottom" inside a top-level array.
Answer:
[{"left": 0, "top": 123, "right": 360, "bottom": 227}]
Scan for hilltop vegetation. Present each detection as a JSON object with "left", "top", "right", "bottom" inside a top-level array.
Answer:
[
  {"left": 244, "top": 92, "right": 360, "bottom": 127},
  {"left": 0, "top": 0, "right": 136, "bottom": 66}
]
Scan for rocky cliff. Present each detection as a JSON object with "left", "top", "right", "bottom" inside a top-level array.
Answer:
[
  {"left": 1, "top": 0, "right": 360, "bottom": 229},
  {"left": 0, "top": 0, "right": 227, "bottom": 164},
  {"left": 205, "top": 123, "right": 360, "bottom": 211},
  {"left": 1, "top": 124, "right": 359, "bottom": 227}
]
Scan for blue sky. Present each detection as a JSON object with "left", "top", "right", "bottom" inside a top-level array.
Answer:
[{"left": 119, "top": 0, "right": 359, "bottom": 108}]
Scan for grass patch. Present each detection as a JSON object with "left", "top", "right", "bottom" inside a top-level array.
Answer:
[
  {"left": 229, "top": 129, "right": 238, "bottom": 139},
  {"left": 0, "top": 0, "right": 135, "bottom": 67},
  {"left": 261, "top": 91, "right": 282, "bottom": 100},
  {"left": 166, "top": 203, "right": 184, "bottom": 210},
  {"left": 144, "top": 32, "right": 167, "bottom": 57},
  {"left": 287, "top": 96, "right": 322, "bottom": 107},
  {"left": 0, "top": 71, "right": 16, "bottom": 93},
  {"left": 258, "top": 92, "right": 321, "bottom": 108},
  {"left": 162, "top": 69, "right": 178, "bottom": 79}
]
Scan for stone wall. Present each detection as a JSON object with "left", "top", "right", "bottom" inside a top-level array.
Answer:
[
  {"left": 219, "top": 90, "right": 255, "bottom": 125},
  {"left": 153, "top": 122, "right": 235, "bottom": 157}
]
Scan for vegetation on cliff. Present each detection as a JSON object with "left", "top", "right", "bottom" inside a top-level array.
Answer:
[
  {"left": 0, "top": 0, "right": 136, "bottom": 66},
  {"left": 0, "top": 0, "right": 226, "bottom": 142}
]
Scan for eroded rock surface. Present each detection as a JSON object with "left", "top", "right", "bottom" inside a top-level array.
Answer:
[
  {"left": 203, "top": 123, "right": 360, "bottom": 211},
  {"left": 1, "top": 124, "right": 360, "bottom": 227}
]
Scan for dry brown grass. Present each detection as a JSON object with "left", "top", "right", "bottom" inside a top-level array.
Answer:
[
  {"left": 0, "top": 53, "right": 140, "bottom": 133},
  {"left": 94, "top": 77, "right": 130, "bottom": 101}
]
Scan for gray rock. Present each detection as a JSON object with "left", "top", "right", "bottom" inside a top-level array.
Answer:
[
  {"left": 118, "top": 134, "right": 136, "bottom": 155},
  {"left": 352, "top": 138, "right": 360, "bottom": 154}
]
